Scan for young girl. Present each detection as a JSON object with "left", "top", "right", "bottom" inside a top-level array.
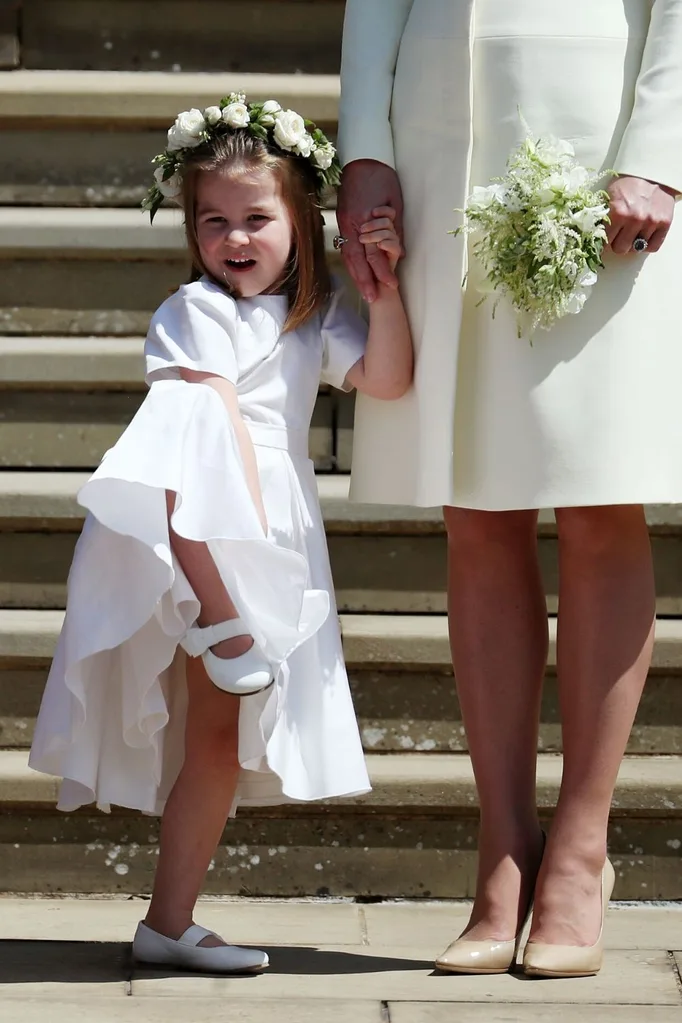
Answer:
[{"left": 29, "top": 93, "right": 413, "bottom": 973}]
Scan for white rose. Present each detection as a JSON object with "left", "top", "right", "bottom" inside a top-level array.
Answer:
[
  {"left": 260, "top": 99, "right": 282, "bottom": 127},
  {"left": 222, "top": 102, "right": 250, "bottom": 129},
  {"left": 273, "top": 109, "right": 307, "bottom": 151},
  {"left": 204, "top": 105, "right": 223, "bottom": 126},
  {"left": 295, "top": 134, "right": 314, "bottom": 158},
  {"left": 167, "top": 108, "right": 206, "bottom": 151},
  {"left": 312, "top": 144, "right": 335, "bottom": 170},
  {"left": 154, "top": 165, "right": 183, "bottom": 198}
]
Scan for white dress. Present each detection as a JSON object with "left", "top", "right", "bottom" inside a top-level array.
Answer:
[
  {"left": 29, "top": 278, "right": 371, "bottom": 815},
  {"left": 339, "top": 0, "right": 682, "bottom": 510}
]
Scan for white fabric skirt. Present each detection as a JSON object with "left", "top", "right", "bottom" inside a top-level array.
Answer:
[{"left": 29, "top": 380, "right": 371, "bottom": 814}]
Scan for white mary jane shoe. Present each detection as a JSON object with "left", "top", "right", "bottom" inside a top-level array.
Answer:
[
  {"left": 180, "top": 617, "right": 273, "bottom": 696},
  {"left": 133, "top": 921, "right": 269, "bottom": 974}
]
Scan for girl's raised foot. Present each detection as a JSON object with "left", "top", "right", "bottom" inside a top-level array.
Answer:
[{"left": 181, "top": 618, "right": 273, "bottom": 696}]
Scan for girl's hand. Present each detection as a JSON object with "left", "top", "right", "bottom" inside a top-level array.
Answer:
[{"left": 358, "top": 206, "right": 404, "bottom": 279}]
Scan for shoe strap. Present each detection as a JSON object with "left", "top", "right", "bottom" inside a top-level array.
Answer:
[
  {"left": 178, "top": 923, "right": 219, "bottom": 947},
  {"left": 181, "top": 618, "right": 248, "bottom": 657}
]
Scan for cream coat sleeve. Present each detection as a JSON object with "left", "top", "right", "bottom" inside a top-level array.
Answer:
[
  {"left": 337, "top": 0, "right": 415, "bottom": 168},
  {"left": 615, "top": 0, "right": 682, "bottom": 194}
]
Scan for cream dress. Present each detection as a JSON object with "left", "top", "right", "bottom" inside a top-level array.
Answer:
[
  {"left": 29, "top": 278, "right": 371, "bottom": 814},
  {"left": 339, "top": 0, "right": 682, "bottom": 510}
]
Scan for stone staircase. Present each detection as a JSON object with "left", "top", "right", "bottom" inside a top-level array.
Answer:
[{"left": 0, "top": 0, "right": 680, "bottom": 900}]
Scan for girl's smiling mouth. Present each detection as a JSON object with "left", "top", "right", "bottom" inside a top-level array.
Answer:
[{"left": 225, "top": 257, "right": 257, "bottom": 272}]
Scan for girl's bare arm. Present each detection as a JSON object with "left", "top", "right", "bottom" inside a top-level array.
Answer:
[{"left": 344, "top": 206, "right": 413, "bottom": 400}]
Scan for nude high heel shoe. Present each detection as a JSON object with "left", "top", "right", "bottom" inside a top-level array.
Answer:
[
  {"left": 435, "top": 833, "right": 545, "bottom": 975},
  {"left": 180, "top": 618, "right": 273, "bottom": 696},
  {"left": 522, "top": 858, "right": 616, "bottom": 978}
]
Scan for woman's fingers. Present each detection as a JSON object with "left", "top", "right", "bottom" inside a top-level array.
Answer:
[
  {"left": 371, "top": 205, "right": 397, "bottom": 221},
  {"left": 606, "top": 176, "right": 676, "bottom": 255}
]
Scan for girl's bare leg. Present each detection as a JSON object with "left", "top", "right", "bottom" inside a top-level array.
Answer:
[
  {"left": 444, "top": 506, "right": 547, "bottom": 939},
  {"left": 145, "top": 655, "right": 241, "bottom": 947},
  {"left": 166, "top": 492, "right": 253, "bottom": 659},
  {"left": 530, "top": 504, "right": 655, "bottom": 945}
]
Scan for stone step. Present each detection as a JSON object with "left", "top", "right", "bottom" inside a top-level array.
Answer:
[
  {"left": 1, "top": 471, "right": 682, "bottom": 615},
  {"left": 0, "top": 70, "right": 339, "bottom": 124},
  {"left": 1, "top": 610, "right": 681, "bottom": 757},
  {"left": 0, "top": 392, "right": 336, "bottom": 470},
  {"left": 0, "top": 208, "right": 344, "bottom": 335},
  {"left": 0, "top": 70, "right": 339, "bottom": 206},
  {"left": 1, "top": 749, "right": 680, "bottom": 898},
  {"left": 19, "top": 1, "right": 345, "bottom": 75},
  {"left": 0, "top": 337, "right": 144, "bottom": 388}
]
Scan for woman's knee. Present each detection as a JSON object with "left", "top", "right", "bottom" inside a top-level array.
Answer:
[
  {"left": 443, "top": 505, "right": 538, "bottom": 551},
  {"left": 555, "top": 504, "right": 648, "bottom": 556}
]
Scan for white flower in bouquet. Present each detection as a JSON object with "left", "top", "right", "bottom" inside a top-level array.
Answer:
[
  {"left": 167, "top": 109, "right": 206, "bottom": 150},
  {"left": 455, "top": 120, "right": 612, "bottom": 338}
]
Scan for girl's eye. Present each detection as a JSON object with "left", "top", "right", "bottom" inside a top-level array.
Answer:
[
  {"left": 207, "top": 216, "right": 227, "bottom": 224},
  {"left": 249, "top": 214, "right": 269, "bottom": 222}
]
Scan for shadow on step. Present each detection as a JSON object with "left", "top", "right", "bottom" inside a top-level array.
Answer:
[{"left": 0, "top": 940, "right": 433, "bottom": 984}]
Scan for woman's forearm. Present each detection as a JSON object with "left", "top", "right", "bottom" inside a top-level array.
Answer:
[
  {"left": 338, "top": 0, "right": 415, "bottom": 168},
  {"left": 615, "top": 0, "right": 682, "bottom": 194}
]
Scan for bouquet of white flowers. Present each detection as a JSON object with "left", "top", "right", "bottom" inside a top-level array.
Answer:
[{"left": 455, "top": 121, "right": 612, "bottom": 338}]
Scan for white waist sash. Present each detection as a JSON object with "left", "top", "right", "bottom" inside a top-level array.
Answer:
[{"left": 246, "top": 421, "right": 309, "bottom": 459}]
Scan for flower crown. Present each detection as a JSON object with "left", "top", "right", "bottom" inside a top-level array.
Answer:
[{"left": 143, "top": 92, "right": 341, "bottom": 222}]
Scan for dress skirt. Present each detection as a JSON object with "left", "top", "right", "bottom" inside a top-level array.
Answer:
[
  {"left": 29, "top": 380, "right": 371, "bottom": 814},
  {"left": 349, "top": 0, "right": 682, "bottom": 510}
]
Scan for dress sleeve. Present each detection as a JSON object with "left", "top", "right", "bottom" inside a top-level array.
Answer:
[
  {"left": 145, "top": 281, "right": 240, "bottom": 386},
  {"left": 615, "top": 0, "right": 682, "bottom": 194},
  {"left": 320, "top": 285, "right": 368, "bottom": 391},
  {"left": 337, "top": 0, "right": 415, "bottom": 169}
]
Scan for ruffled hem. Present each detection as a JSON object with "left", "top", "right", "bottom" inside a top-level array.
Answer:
[{"left": 29, "top": 379, "right": 330, "bottom": 813}]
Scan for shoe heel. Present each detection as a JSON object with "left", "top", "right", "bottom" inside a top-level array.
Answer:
[{"left": 522, "top": 858, "right": 615, "bottom": 979}]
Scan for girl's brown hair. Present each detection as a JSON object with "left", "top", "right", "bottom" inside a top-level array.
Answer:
[{"left": 182, "top": 131, "right": 331, "bottom": 333}]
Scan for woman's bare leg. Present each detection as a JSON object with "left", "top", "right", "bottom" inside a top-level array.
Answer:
[
  {"left": 445, "top": 506, "right": 547, "bottom": 939},
  {"left": 530, "top": 504, "right": 655, "bottom": 945},
  {"left": 145, "top": 655, "right": 241, "bottom": 947}
]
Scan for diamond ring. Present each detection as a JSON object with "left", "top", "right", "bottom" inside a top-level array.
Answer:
[
  {"left": 633, "top": 237, "right": 649, "bottom": 253},
  {"left": 333, "top": 235, "right": 348, "bottom": 250}
]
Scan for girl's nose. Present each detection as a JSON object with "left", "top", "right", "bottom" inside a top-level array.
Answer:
[{"left": 226, "top": 228, "right": 250, "bottom": 248}]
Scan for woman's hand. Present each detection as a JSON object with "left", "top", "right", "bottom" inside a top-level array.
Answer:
[
  {"left": 606, "top": 175, "right": 676, "bottom": 254},
  {"left": 358, "top": 206, "right": 403, "bottom": 275},
  {"left": 336, "top": 159, "right": 404, "bottom": 303}
]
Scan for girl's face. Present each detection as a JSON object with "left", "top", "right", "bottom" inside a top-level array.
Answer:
[{"left": 195, "top": 167, "right": 294, "bottom": 298}]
